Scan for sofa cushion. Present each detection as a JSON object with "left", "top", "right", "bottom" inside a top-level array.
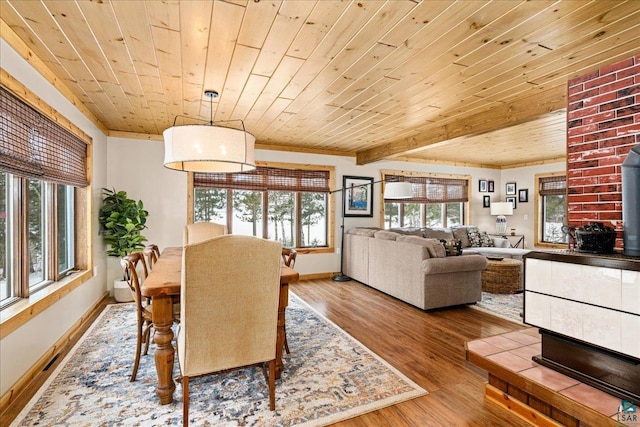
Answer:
[
  {"left": 396, "top": 235, "right": 431, "bottom": 258},
  {"left": 348, "top": 227, "right": 379, "bottom": 237},
  {"left": 388, "top": 227, "right": 424, "bottom": 237},
  {"left": 395, "top": 236, "right": 446, "bottom": 258},
  {"left": 374, "top": 230, "right": 400, "bottom": 241},
  {"left": 424, "top": 238, "right": 447, "bottom": 258},
  {"left": 423, "top": 228, "right": 453, "bottom": 240},
  {"left": 451, "top": 226, "right": 471, "bottom": 247}
]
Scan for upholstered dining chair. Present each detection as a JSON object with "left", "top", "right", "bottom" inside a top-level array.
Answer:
[
  {"left": 178, "top": 235, "right": 282, "bottom": 426},
  {"left": 182, "top": 221, "right": 227, "bottom": 245},
  {"left": 280, "top": 248, "right": 297, "bottom": 354}
]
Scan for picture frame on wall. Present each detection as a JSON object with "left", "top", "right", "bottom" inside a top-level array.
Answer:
[
  {"left": 343, "top": 176, "right": 374, "bottom": 217},
  {"left": 518, "top": 188, "right": 528, "bottom": 203},
  {"left": 479, "top": 179, "right": 488, "bottom": 192},
  {"left": 483, "top": 195, "right": 490, "bottom": 208},
  {"left": 506, "top": 196, "right": 517, "bottom": 210},
  {"left": 506, "top": 182, "right": 516, "bottom": 195},
  {"left": 488, "top": 180, "right": 494, "bottom": 192}
]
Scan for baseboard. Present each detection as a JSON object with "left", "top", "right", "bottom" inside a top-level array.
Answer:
[
  {"left": 298, "top": 272, "right": 335, "bottom": 281},
  {"left": 0, "top": 291, "right": 109, "bottom": 416}
]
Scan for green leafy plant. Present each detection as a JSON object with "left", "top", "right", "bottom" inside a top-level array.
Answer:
[{"left": 98, "top": 188, "right": 148, "bottom": 258}]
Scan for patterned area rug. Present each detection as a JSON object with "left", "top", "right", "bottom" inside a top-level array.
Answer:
[
  {"left": 11, "top": 293, "right": 426, "bottom": 426},
  {"left": 472, "top": 292, "right": 524, "bottom": 324}
]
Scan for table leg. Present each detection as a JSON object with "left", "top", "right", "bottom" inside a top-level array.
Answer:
[
  {"left": 152, "top": 294, "right": 175, "bottom": 405},
  {"left": 275, "top": 283, "right": 289, "bottom": 379}
]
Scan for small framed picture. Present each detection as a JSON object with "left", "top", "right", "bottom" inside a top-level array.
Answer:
[
  {"left": 506, "top": 196, "right": 517, "bottom": 210},
  {"left": 488, "top": 180, "right": 494, "bottom": 193},
  {"left": 343, "top": 176, "right": 374, "bottom": 217},
  {"left": 479, "top": 179, "right": 488, "bottom": 192},
  {"left": 483, "top": 195, "right": 490, "bottom": 208},
  {"left": 518, "top": 188, "right": 528, "bottom": 203},
  {"left": 506, "top": 182, "right": 516, "bottom": 195}
]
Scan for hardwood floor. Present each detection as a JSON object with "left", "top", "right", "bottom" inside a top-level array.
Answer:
[
  {"left": 4, "top": 278, "right": 531, "bottom": 426},
  {"left": 290, "top": 278, "right": 531, "bottom": 426}
]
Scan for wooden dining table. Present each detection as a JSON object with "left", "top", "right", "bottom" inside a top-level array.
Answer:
[{"left": 141, "top": 246, "right": 299, "bottom": 405}]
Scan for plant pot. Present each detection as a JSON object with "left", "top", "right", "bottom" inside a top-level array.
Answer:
[{"left": 114, "top": 279, "right": 134, "bottom": 303}]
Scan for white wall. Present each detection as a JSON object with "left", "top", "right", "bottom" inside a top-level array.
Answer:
[
  {"left": 0, "top": 40, "right": 109, "bottom": 396},
  {"left": 500, "top": 162, "right": 566, "bottom": 248}
]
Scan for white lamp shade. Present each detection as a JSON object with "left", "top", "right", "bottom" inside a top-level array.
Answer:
[
  {"left": 383, "top": 182, "right": 413, "bottom": 199},
  {"left": 490, "top": 202, "right": 513, "bottom": 216},
  {"left": 163, "top": 125, "right": 256, "bottom": 173}
]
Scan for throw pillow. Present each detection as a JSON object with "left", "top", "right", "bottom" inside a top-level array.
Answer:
[
  {"left": 467, "top": 227, "right": 482, "bottom": 247},
  {"left": 479, "top": 232, "right": 495, "bottom": 247},
  {"left": 440, "top": 239, "right": 463, "bottom": 256},
  {"left": 423, "top": 238, "right": 447, "bottom": 258},
  {"left": 451, "top": 226, "right": 471, "bottom": 247}
]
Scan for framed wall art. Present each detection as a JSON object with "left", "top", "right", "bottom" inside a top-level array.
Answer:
[
  {"left": 518, "top": 188, "right": 528, "bottom": 203},
  {"left": 506, "top": 196, "right": 517, "bottom": 210},
  {"left": 488, "top": 180, "right": 494, "bottom": 192},
  {"left": 506, "top": 182, "right": 516, "bottom": 195},
  {"left": 343, "top": 176, "right": 374, "bottom": 217},
  {"left": 479, "top": 179, "right": 488, "bottom": 192},
  {"left": 483, "top": 195, "right": 491, "bottom": 208}
]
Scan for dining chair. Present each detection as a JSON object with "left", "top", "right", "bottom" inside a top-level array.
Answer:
[
  {"left": 281, "top": 247, "right": 297, "bottom": 268},
  {"left": 182, "top": 222, "right": 228, "bottom": 245},
  {"left": 121, "top": 252, "right": 178, "bottom": 382},
  {"left": 143, "top": 244, "right": 161, "bottom": 271},
  {"left": 281, "top": 248, "right": 297, "bottom": 354},
  {"left": 178, "top": 235, "right": 282, "bottom": 426},
  {"left": 120, "top": 253, "right": 152, "bottom": 382}
]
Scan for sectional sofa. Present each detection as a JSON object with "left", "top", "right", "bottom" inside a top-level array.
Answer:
[
  {"left": 343, "top": 226, "right": 532, "bottom": 311},
  {"left": 425, "top": 225, "right": 532, "bottom": 260},
  {"left": 343, "top": 228, "right": 488, "bottom": 310}
]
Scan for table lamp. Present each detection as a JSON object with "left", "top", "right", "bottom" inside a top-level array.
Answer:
[{"left": 490, "top": 202, "right": 513, "bottom": 234}]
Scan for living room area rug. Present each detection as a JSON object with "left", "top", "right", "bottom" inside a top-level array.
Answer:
[
  {"left": 10, "top": 293, "right": 426, "bottom": 426},
  {"left": 471, "top": 292, "right": 524, "bottom": 324}
]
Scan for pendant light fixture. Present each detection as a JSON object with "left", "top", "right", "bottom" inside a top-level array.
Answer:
[{"left": 163, "top": 90, "right": 256, "bottom": 173}]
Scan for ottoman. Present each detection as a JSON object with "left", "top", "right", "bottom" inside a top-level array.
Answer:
[{"left": 481, "top": 258, "right": 523, "bottom": 294}]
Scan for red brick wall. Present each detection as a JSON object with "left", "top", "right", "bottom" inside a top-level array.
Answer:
[{"left": 566, "top": 55, "right": 640, "bottom": 250}]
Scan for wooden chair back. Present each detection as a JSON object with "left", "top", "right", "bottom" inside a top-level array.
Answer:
[
  {"left": 120, "top": 252, "right": 147, "bottom": 307},
  {"left": 143, "top": 244, "right": 160, "bottom": 270},
  {"left": 281, "top": 247, "right": 297, "bottom": 268}
]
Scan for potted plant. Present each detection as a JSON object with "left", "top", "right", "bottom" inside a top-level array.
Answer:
[{"left": 98, "top": 188, "right": 149, "bottom": 302}]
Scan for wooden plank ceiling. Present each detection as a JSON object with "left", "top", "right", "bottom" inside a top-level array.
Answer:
[{"left": 1, "top": 0, "right": 639, "bottom": 168}]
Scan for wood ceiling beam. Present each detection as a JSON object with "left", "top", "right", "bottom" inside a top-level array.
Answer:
[{"left": 355, "top": 84, "right": 567, "bottom": 165}]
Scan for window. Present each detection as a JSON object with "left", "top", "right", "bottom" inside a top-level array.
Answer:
[
  {"left": 382, "top": 172, "right": 469, "bottom": 228},
  {"left": 0, "top": 85, "right": 88, "bottom": 308},
  {"left": 536, "top": 174, "right": 567, "bottom": 245},
  {"left": 192, "top": 165, "right": 332, "bottom": 249}
]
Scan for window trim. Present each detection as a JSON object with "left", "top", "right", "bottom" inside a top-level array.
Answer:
[
  {"left": 0, "top": 72, "right": 94, "bottom": 331},
  {"left": 534, "top": 172, "right": 567, "bottom": 248},
  {"left": 188, "top": 161, "right": 335, "bottom": 254},
  {"left": 379, "top": 169, "right": 471, "bottom": 227}
]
